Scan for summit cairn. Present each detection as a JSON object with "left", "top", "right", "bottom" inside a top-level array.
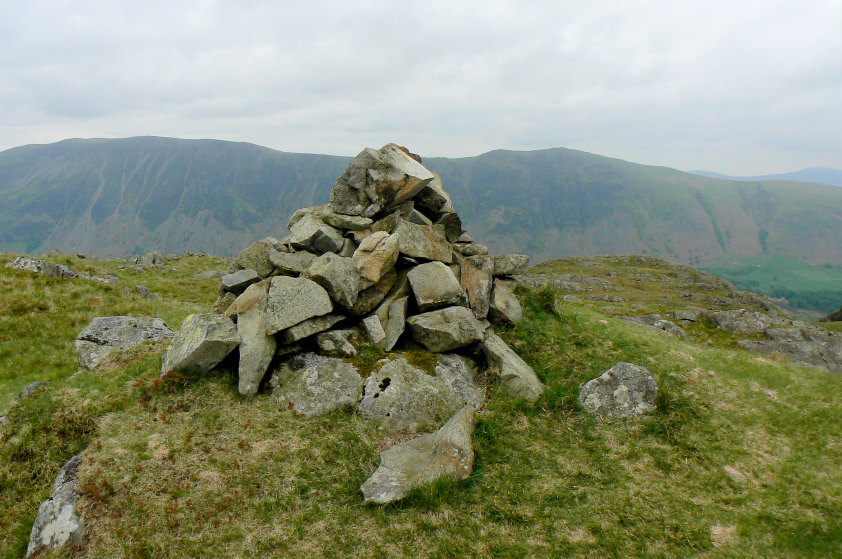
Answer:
[{"left": 159, "top": 143, "right": 543, "bottom": 504}]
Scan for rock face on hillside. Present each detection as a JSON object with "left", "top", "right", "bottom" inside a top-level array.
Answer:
[
  {"left": 75, "top": 316, "right": 174, "bottom": 369},
  {"left": 27, "top": 454, "right": 85, "bottom": 557}
]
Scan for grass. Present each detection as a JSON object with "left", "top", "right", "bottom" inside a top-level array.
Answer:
[{"left": 2, "top": 253, "right": 841, "bottom": 557}]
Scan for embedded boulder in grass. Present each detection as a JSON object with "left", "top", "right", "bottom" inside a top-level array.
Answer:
[
  {"left": 707, "top": 309, "right": 784, "bottom": 334},
  {"left": 357, "top": 358, "right": 465, "bottom": 431},
  {"left": 330, "top": 143, "right": 435, "bottom": 217},
  {"left": 578, "top": 362, "right": 658, "bottom": 418},
  {"left": 406, "top": 306, "right": 486, "bottom": 353},
  {"left": 6, "top": 256, "right": 77, "bottom": 278},
  {"left": 481, "top": 333, "right": 544, "bottom": 401},
  {"left": 268, "top": 353, "right": 362, "bottom": 416},
  {"left": 265, "top": 276, "right": 333, "bottom": 335},
  {"left": 361, "top": 405, "right": 476, "bottom": 504},
  {"left": 160, "top": 314, "right": 240, "bottom": 376},
  {"left": 75, "top": 316, "right": 174, "bottom": 370},
  {"left": 26, "top": 453, "right": 84, "bottom": 557}
]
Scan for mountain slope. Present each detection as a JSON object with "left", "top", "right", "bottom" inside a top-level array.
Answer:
[{"left": 690, "top": 167, "right": 842, "bottom": 188}]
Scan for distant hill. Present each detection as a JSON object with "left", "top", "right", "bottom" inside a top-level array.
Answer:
[
  {"left": 1, "top": 137, "right": 841, "bottom": 310},
  {"left": 690, "top": 167, "right": 842, "bottom": 188}
]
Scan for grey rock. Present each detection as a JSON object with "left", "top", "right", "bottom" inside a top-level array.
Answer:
[
  {"left": 738, "top": 325, "right": 842, "bottom": 372},
  {"left": 357, "top": 358, "right": 465, "bottom": 430},
  {"left": 491, "top": 254, "right": 530, "bottom": 277},
  {"left": 265, "top": 276, "right": 333, "bottom": 335},
  {"left": 27, "top": 453, "right": 84, "bottom": 557},
  {"left": 404, "top": 208, "right": 433, "bottom": 226},
  {"left": 320, "top": 208, "right": 374, "bottom": 231},
  {"left": 351, "top": 268, "right": 399, "bottom": 316},
  {"left": 708, "top": 309, "right": 785, "bottom": 334},
  {"left": 268, "top": 249, "right": 316, "bottom": 276},
  {"left": 407, "top": 306, "right": 486, "bottom": 352},
  {"left": 269, "top": 353, "right": 362, "bottom": 416},
  {"left": 160, "top": 314, "right": 240, "bottom": 376},
  {"left": 210, "top": 291, "right": 237, "bottom": 314},
  {"left": 17, "top": 381, "right": 47, "bottom": 400},
  {"left": 193, "top": 270, "right": 225, "bottom": 279},
  {"left": 338, "top": 238, "right": 358, "bottom": 258},
  {"left": 136, "top": 285, "right": 160, "bottom": 300},
  {"left": 353, "top": 231, "right": 399, "bottom": 285},
  {"left": 579, "top": 362, "right": 658, "bottom": 418},
  {"left": 461, "top": 256, "right": 494, "bottom": 319},
  {"left": 236, "top": 237, "right": 283, "bottom": 278},
  {"left": 394, "top": 220, "right": 453, "bottom": 263},
  {"left": 362, "top": 314, "right": 387, "bottom": 349},
  {"left": 303, "top": 253, "right": 365, "bottom": 309},
  {"left": 330, "top": 144, "right": 434, "bottom": 217},
  {"left": 481, "top": 333, "right": 543, "bottom": 401},
  {"left": 221, "top": 269, "right": 260, "bottom": 294},
  {"left": 435, "top": 354, "right": 485, "bottom": 409},
  {"left": 235, "top": 282, "right": 276, "bottom": 396},
  {"left": 290, "top": 214, "right": 344, "bottom": 254},
  {"left": 380, "top": 296, "right": 409, "bottom": 351},
  {"left": 281, "top": 314, "right": 345, "bottom": 344},
  {"left": 76, "top": 316, "right": 174, "bottom": 370},
  {"left": 618, "top": 314, "right": 687, "bottom": 338},
  {"left": 454, "top": 242, "right": 489, "bottom": 257},
  {"left": 488, "top": 279, "right": 524, "bottom": 324},
  {"left": 6, "top": 256, "right": 76, "bottom": 278},
  {"left": 671, "top": 309, "right": 703, "bottom": 324},
  {"left": 316, "top": 329, "right": 359, "bottom": 357},
  {"left": 407, "top": 261, "right": 466, "bottom": 311},
  {"left": 361, "top": 405, "right": 475, "bottom": 504},
  {"left": 435, "top": 211, "right": 463, "bottom": 243},
  {"left": 413, "top": 172, "right": 454, "bottom": 217}
]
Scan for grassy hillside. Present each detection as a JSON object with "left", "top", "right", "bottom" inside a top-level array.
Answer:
[{"left": 1, "top": 252, "right": 840, "bottom": 557}]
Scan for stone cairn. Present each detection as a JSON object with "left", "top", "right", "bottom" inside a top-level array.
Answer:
[{"left": 156, "top": 143, "right": 544, "bottom": 503}]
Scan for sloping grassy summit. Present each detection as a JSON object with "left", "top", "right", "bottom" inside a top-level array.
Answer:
[{"left": 1, "top": 252, "right": 840, "bottom": 558}]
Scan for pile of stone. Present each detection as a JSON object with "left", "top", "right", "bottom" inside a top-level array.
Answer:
[{"left": 161, "top": 143, "right": 542, "bottom": 403}]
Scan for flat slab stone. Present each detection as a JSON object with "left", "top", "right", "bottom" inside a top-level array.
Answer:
[
  {"left": 160, "top": 314, "right": 240, "bottom": 376},
  {"left": 406, "top": 306, "right": 486, "bottom": 353},
  {"left": 75, "top": 316, "right": 174, "bottom": 370},
  {"left": 27, "top": 453, "right": 85, "bottom": 557},
  {"left": 578, "top": 362, "right": 658, "bottom": 418},
  {"left": 236, "top": 281, "right": 276, "bottom": 396},
  {"left": 269, "top": 353, "right": 362, "bottom": 416},
  {"left": 281, "top": 314, "right": 344, "bottom": 344},
  {"left": 361, "top": 406, "right": 475, "bottom": 504},
  {"left": 357, "top": 358, "right": 465, "bottom": 430},
  {"left": 407, "top": 261, "right": 466, "bottom": 311},
  {"left": 353, "top": 231, "right": 399, "bottom": 285},
  {"left": 268, "top": 249, "right": 316, "bottom": 276},
  {"left": 265, "top": 276, "right": 333, "bottom": 335},
  {"left": 481, "top": 333, "right": 544, "bottom": 401},
  {"left": 221, "top": 268, "right": 260, "bottom": 294}
]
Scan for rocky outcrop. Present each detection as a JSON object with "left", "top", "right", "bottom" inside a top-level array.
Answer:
[
  {"left": 578, "top": 362, "right": 658, "bottom": 418},
  {"left": 361, "top": 406, "right": 476, "bottom": 504},
  {"left": 738, "top": 325, "right": 842, "bottom": 372},
  {"left": 27, "top": 453, "right": 85, "bottom": 557},
  {"left": 707, "top": 309, "right": 785, "bottom": 334},
  {"left": 7, "top": 256, "right": 115, "bottom": 284},
  {"left": 618, "top": 314, "right": 687, "bottom": 338},
  {"left": 819, "top": 305, "right": 842, "bottom": 323},
  {"left": 75, "top": 316, "right": 174, "bottom": 369}
]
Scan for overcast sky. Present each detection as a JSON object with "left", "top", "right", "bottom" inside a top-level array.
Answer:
[{"left": 1, "top": 0, "right": 840, "bottom": 174}]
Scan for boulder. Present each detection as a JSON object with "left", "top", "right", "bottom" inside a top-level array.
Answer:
[
  {"left": 357, "top": 358, "right": 465, "bottom": 430},
  {"left": 269, "top": 353, "right": 362, "bottom": 416},
  {"left": 136, "top": 285, "right": 160, "bottom": 300},
  {"left": 268, "top": 249, "right": 316, "bottom": 276},
  {"left": 75, "top": 316, "right": 174, "bottom": 370},
  {"left": 413, "top": 172, "right": 454, "bottom": 217},
  {"left": 316, "top": 329, "right": 359, "bottom": 357},
  {"left": 436, "top": 212, "right": 463, "bottom": 243},
  {"left": 361, "top": 406, "right": 475, "bottom": 505},
  {"left": 353, "top": 231, "right": 399, "bottom": 285},
  {"left": 407, "top": 261, "right": 466, "bottom": 311},
  {"left": 394, "top": 220, "right": 453, "bottom": 263},
  {"left": 481, "top": 333, "right": 544, "bottom": 401},
  {"left": 461, "top": 256, "right": 494, "bottom": 319},
  {"left": 160, "top": 314, "right": 240, "bottom": 376},
  {"left": 707, "top": 309, "right": 784, "bottom": 334},
  {"left": 737, "top": 325, "right": 842, "bottom": 372},
  {"left": 488, "top": 279, "right": 523, "bottom": 324},
  {"left": 362, "top": 315, "right": 387, "bottom": 349},
  {"left": 406, "top": 306, "right": 486, "bottom": 353},
  {"left": 330, "top": 144, "right": 435, "bottom": 217},
  {"left": 303, "top": 253, "right": 365, "bottom": 309},
  {"left": 491, "top": 254, "right": 530, "bottom": 277},
  {"left": 281, "top": 314, "right": 345, "bottom": 344},
  {"left": 320, "top": 208, "right": 373, "bottom": 231},
  {"left": 235, "top": 281, "right": 276, "bottom": 396},
  {"left": 6, "top": 256, "right": 76, "bottom": 278},
  {"left": 210, "top": 292, "right": 237, "bottom": 314},
  {"left": 220, "top": 268, "right": 260, "bottom": 294},
  {"left": 290, "top": 214, "right": 344, "bottom": 254},
  {"left": 435, "top": 354, "right": 485, "bottom": 409},
  {"left": 235, "top": 238, "right": 283, "bottom": 278},
  {"left": 454, "top": 242, "right": 489, "bottom": 257},
  {"left": 265, "top": 276, "right": 333, "bottom": 335},
  {"left": 579, "top": 362, "right": 658, "bottom": 418},
  {"left": 27, "top": 454, "right": 85, "bottom": 557}
]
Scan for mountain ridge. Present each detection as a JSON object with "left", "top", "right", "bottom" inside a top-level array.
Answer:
[{"left": 690, "top": 167, "right": 842, "bottom": 188}]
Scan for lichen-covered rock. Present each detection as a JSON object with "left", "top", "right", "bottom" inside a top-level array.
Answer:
[
  {"left": 235, "top": 281, "right": 276, "bottom": 396},
  {"left": 236, "top": 237, "right": 284, "bottom": 277},
  {"left": 269, "top": 353, "right": 362, "bottom": 416},
  {"left": 265, "top": 276, "right": 333, "bottom": 335},
  {"left": 380, "top": 296, "right": 409, "bottom": 351},
  {"left": 481, "top": 333, "right": 544, "bottom": 401},
  {"left": 738, "top": 325, "right": 842, "bottom": 372},
  {"left": 357, "top": 358, "right": 465, "bottom": 430},
  {"left": 413, "top": 172, "right": 454, "bottom": 217},
  {"left": 362, "top": 314, "right": 387, "bottom": 349},
  {"left": 303, "top": 253, "right": 365, "bottom": 309},
  {"left": 350, "top": 268, "right": 398, "bottom": 316},
  {"left": 407, "top": 261, "right": 466, "bottom": 311},
  {"left": 160, "top": 314, "right": 240, "bottom": 376},
  {"left": 361, "top": 406, "right": 475, "bottom": 504},
  {"left": 578, "top": 362, "right": 658, "bottom": 418},
  {"left": 353, "top": 231, "right": 399, "bottom": 285},
  {"left": 406, "top": 306, "right": 485, "bottom": 352},
  {"left": 26, "top": 453, "right": 84, "bottom": 557},
  {"left": 461, "top": 256, "right": 494, "bottom": 319},
  {"left": 210, "top": 291, "right": 237, "bottom": 314},
  {"left": 330, "top": 144, "right": 434, "bottom": 217},
  {"left": 488, "top": 279, "right": 523, "bottom": 323},
  {"left": 75, "top": 316, "right": 174, "bottom": 370}
]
